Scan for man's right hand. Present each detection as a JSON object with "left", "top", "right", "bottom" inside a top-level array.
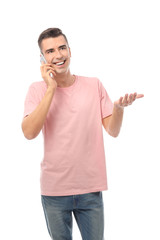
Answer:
[
  {"left": 40, "top": 61, "right": 57, "bottom": 89},
  {"left": 22, "top": 62, "right": 57, "bottom": 139}
]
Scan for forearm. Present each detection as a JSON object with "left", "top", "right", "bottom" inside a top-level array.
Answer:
[
  {"left": 108, "top": 104, "right": 124, "bottom": 137},
  {"left": 22, "top": 87, "right": 56, "bottom": 140}
]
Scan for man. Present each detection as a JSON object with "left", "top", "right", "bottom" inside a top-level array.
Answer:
[{"left": 22, "top": 28, "right": 144, "bottom": 240}]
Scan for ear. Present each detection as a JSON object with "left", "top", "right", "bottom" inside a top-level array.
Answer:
[{"left": 69, "top": 47, "right": 71, "bottom": 57}]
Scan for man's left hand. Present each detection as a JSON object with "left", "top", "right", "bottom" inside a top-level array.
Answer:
[{"left": 114, "top": 93, "right": 144, "bottom": 108}]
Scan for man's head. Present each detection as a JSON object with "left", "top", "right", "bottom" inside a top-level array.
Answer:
[
  {"left": 38, "top": 28, "right": 71, "bottom": 74},
  {"left": 38, "top": 28, "right": 69, "bottom": 51}
]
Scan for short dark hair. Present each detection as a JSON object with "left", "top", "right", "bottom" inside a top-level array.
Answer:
[{"left": 38, "top": 28, "right": 69, "bottom": 52}]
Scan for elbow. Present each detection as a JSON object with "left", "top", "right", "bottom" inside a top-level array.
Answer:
[
  {"left": 21, "top": 123, "right": 37, "bottom": 140},
  {"left": 22, "top": 129, "right": 36, "bottom": 140},
  {"left": 107, "top": 128, "right": 120, "bottom": 138},
  {"left": 111, "top": 132, "right": 119, "bottom": 138},
  {"left": 24, "top": 133, "right": 36, "bottom": 140}
]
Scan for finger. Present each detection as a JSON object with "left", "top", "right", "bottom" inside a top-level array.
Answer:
[
  {"left": 46, "top": 66, "right": 56, "bottom": 70},
  {"left": 132, "top": 92, "right": 137, "bottom": 101},
  {"left": 128, "top": 94, "right": 133, "bottom": 105},
  {"left": 41, "top": 66, "right": 56, "bottom": 72},
  {"left": 43, "top": 63, "right": 56, "bottom": 68},
  {"left": 47, "top": 64, "right": 56, "bottom": 71},
  {"left": 119, "top": 97, "right": 123, "bottom": 106},
  {"left": 136, "top": 94, "right": 144, "bottom": 99},
  {"left": 47, "top": 69, "right": 56, "bottom": 77},
  {"left": 41, "top": 63, "right": 50, "bottom": 75},
  {"left": 48, "top": 68, "right": 56, "bottom": 74},
  {"left": 41, "top": 63, "right": 55, "bottom": 69},
  {"left": 122, "top": 94, "right": 128, "bottom": 106}
]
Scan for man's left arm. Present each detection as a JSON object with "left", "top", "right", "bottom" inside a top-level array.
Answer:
[{"left": 102, "top": 92, "right": 144, "bottom": 137}]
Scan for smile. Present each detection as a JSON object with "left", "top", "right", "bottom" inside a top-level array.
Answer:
[{"left": 54, "top": 60, "right": 66, "bottom": 66}]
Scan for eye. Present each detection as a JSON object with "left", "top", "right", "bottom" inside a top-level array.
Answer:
[
  {"left": 47, "top": 50, "right": 54, "bottom": 54},
  {"left": 61, "top": 46, "right": 66, "bottom": 50}
]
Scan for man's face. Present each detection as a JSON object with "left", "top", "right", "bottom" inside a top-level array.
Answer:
[{"left": 41, "top": 36, "right": 71, "bottom": 74}]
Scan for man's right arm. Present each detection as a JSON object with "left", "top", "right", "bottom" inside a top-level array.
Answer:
[
  {"left": 22, "top": 62, "right": 57, "bottom": 140},
  {"left": 22, "top": 86, "right": 56, "bottom": 140}
]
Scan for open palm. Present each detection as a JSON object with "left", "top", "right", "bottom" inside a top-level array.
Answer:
[{"left": 114, "top": 93, "right": 144, "bottom": 108}]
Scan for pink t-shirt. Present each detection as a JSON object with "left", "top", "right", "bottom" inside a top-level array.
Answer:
[{"left": 23, "top": 75, "right": 114, "bottom": 196}]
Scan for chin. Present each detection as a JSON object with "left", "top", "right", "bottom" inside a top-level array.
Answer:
[{"left": 57, "top": 67, "right": 69, "bottom": 74}]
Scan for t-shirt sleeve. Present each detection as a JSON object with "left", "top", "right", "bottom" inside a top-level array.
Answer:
[
  {"left": 98, "top": 79, "right": 114, "bottom": 119},
  {"left": 23, "top": 83, "right": 40, "bottom": 118}
]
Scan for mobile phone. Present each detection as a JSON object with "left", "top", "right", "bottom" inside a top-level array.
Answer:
[
  {"left": 40, "top": 54, "right": 47, "bottom": 64},
  {"left": 40, "top": 54, "right": 53, "bottom": 78}
]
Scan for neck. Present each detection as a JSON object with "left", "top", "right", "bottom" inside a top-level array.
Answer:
[{"left": 54, "top": 70, "right": 75, "bottom": 88}]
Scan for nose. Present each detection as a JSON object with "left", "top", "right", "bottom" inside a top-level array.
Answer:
[{"left": 54, "top": 49, "right": 63, "bottom": 59}]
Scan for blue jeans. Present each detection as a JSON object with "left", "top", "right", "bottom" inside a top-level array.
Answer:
[{"left": 41, "top": 191, "right": 104, "bottom": 240}]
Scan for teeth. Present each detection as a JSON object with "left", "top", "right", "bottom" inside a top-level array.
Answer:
[{"left": 55, "top": 61, "right": 64, "bottom": 65}]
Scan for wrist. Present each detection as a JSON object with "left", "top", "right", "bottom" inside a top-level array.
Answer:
[
  {"left": 114, "top": 102, "right": 124, "bottom": 112},
  {"left": 47, "top": 85, "right": 56, "bottom": 94}
]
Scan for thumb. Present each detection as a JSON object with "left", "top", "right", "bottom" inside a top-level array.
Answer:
[{"left": 136, "top": 94, "right": 144, "bottom": 99}]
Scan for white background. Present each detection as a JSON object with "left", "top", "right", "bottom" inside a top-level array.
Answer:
[{"left": 0, "top": 0, "right": 159, "bottom": 239}]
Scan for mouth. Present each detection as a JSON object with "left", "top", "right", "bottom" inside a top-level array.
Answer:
[{"left": 53, "top": 59, "right": 66, "bottom": 67}]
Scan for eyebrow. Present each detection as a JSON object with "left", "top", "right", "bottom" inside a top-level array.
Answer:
[{"left": 45, "top": 45, "right": 67, "bottom": 53}]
